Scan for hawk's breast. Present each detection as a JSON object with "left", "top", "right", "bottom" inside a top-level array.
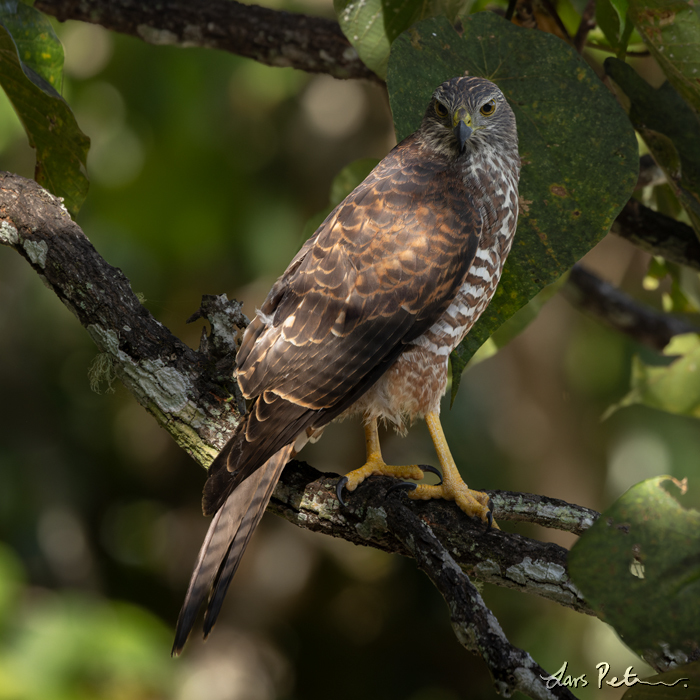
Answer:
[{"left": 350, "top": 148, "right": 520, "bottom": 429}]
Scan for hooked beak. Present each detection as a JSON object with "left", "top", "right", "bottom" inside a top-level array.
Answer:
[{"left": 454, "top": 120, "right": 473, "bottom": 153}]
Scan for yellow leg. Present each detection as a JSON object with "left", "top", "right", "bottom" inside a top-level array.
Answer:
[
  {"left": 342, "top": 419, "right": 426, "bottom": 493},
  {"left": 409, "top": 412, "right": 497, "bottom": 527}
]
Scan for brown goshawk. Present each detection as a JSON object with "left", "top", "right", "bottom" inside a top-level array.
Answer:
[{"left": 173, "top": 75, "right": 520, "bottom": 653}]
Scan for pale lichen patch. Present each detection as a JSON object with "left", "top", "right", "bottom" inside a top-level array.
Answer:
[
  {"left": 474, "top": 559, "right": 501, "bottom": 578},
  {"left": 137, "top": 25, "right": 179, "bottom": 45},
  {"left": 506, "top": 556, "right": 567, "bottom": 585},
  {"left": 124, "top": 358, "right": 190, "bottom": 413},
  {"left": 87, "top": 324, "right": 120, "bottom": 355},
  {"left": 23, "top": 239, "right": 48, "bottom": 267},
  {"left": 0, "top": 221, "right": 19, "bottom": 245}
]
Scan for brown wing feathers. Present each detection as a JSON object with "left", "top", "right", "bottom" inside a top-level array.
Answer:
[{"left": 173, "top": 132, "right": 483, "bottom": 652}]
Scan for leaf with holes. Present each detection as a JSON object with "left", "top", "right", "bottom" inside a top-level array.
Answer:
[
  {"left": 569, "top": 477, "right": 700, "bottom": 663},
  {"left": 386, "top": 13, "right": 639, "bottom": 395}
]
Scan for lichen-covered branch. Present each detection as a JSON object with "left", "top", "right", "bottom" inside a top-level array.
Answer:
[
  {"left": 35, "top": 0, "right": 379, "bottom": 82},
  {"left": 0, "top": 171, "right": 242, "bottom": 464},
  {"left": 385, "top": 502, "right": 580, "bottom": 700},
  {"left": 271, "top": 461, "right": 593, "bottom": 615}
]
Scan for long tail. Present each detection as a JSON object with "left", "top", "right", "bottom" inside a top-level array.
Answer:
[{"left": 171, "top": 443, "right": 293, "bottom": 655}]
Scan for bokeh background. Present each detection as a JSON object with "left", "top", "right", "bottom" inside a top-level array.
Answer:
[{"left": 0, "top": 2, "right": 698, "bottom": 699}]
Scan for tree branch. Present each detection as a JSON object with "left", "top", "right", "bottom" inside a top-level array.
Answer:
[
  {"left": 563, "top": 264, "right": 699, "bottom": 351},
  {"left": 271, "top": 461, "right": 594, "bottom": 616},
  {"left": 385, "top": 502, "right": 580, "bottom": 700},
  {"left": 35, "top": 0, "right": 380, "bottom": 83},
  {"left": 612, "top": 199, "right": 700, "bottom": 271},
  {"left": 2, "top": 171, "right": 595, "bottom": 697},
  {"left": 573, "top": 0, "right": 596, "bottom": 53}
]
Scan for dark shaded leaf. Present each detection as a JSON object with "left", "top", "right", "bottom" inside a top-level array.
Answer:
[
  {"left": 606, "top": 57, "right": 700, "bottom": 237},
  {"left": 628, "top": 0, "right": 700, "bottom": 117},
  {"left": 568, "top": 477, "right": 700, "bottom": 663},
  {"left": 597, "top": 0, "right": 635, "bottom": 57},
  {"left": 386, "top": 13, "right": 639, "bottom": 395},
  {"left": 0, "top": 3, "right": 89, "bottom": 214}
]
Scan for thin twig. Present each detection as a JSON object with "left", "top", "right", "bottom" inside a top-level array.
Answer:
[
  {"left": 539, "top": 0, "right": 572, "bottom": 42},
  {"left": 563, "top": 264, "right": 699, "bottom": 351},
  {"left": 573, "top": 0, "right": 596, "bottom": 53},
  {"left": 612, "top": 199, "right": 700, "bottom": 272}
]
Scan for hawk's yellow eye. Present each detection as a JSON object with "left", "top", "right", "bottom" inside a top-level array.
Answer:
[
  {"left": 434, "top": 102, "right": 448, "bottom": 118},
  {"left": 480, "top": 100, "right": 496, "bottom": 116}
]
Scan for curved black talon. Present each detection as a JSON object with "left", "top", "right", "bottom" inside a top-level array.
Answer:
[
  {"left": 386, "top": 481, "right": 418, "bottom": 498},
  {"left": 418, "top": 464, "right": 443, "bottom": 485},
  {"left": 485, "top": 497, "right": 495, "bottom": 532},
  {"left": 336, "top": 476, "right": 349, "bottom": 506}
]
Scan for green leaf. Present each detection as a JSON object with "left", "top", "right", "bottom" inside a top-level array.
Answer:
[
  {"left": 334, "top": 0, "right": 474, "bottom": 79},
  {"left": 0, "top": 2, "right": 90, "bottom": 214},
  {"left": 568, "top": 476, "right": 700, "bottom": 662},
  {"left": 606, "top": 58, "right": 700, "bottom": 237},
  {"left": 621, "top": 660, "right": 700, "bottom": 700},
  {"left": 609, "top": 333, "right": 700, "bottom": 418},
  {"left": 598, "top": 0, "right": 634, "bottom": 57},
  {"left": 386, "top": 13, "right": 639, "bottom": 396},
  {"left": 628, "top": 0, "right": 700, "bottom": 117},
  {"left": 0, "top": 0, "right": 63, "bottom": 91}
]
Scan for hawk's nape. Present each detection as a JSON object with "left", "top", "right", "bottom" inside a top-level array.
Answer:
[{"left": 173, "top": 75, "right": 520, "bottom": 652}]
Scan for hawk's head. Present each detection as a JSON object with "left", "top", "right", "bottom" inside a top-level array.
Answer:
[{"left": 421, "top": 76, "right": 517, "bottom": 159}]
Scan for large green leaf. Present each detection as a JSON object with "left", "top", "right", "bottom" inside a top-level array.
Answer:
[
  {"left": 334, "top": 0, "right": 473, "bottom": 79},
  {"left": 0, "top": 2, "right": 89, "bottom": 214},
  {"left": 606, "top": 58, "right": 700, "bottom": 237},
  {"left": 609, "top": 333, "right": 700, "bottom": 418},
  {"left": 628, "top": 0, "right": 700, "bottom": 117},
  {"left": 568, "top": 477, "right": 700, "bottom": 663},
  {"left": 386, "top": 13, "right": 639, "bottom": 395}
]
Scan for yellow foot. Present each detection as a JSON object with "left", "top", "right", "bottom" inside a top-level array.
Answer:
[
  {"left": 416, "top": 411, "right": 498, "bottom": 529},
  {"left": 408, "top": 482, "right": 498, "bottom": 529},
  {"left": 336, "top": 457, "right": 437, "bottom": 504}
]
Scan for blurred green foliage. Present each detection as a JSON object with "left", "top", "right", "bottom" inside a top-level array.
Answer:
[{"left": 1, "top": 0, "right": 700, "bottom": 698}]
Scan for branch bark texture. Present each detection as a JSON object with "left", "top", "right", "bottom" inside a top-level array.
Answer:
[{"left": 35, "top": 0, "right": 380, "bottom": 82}]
